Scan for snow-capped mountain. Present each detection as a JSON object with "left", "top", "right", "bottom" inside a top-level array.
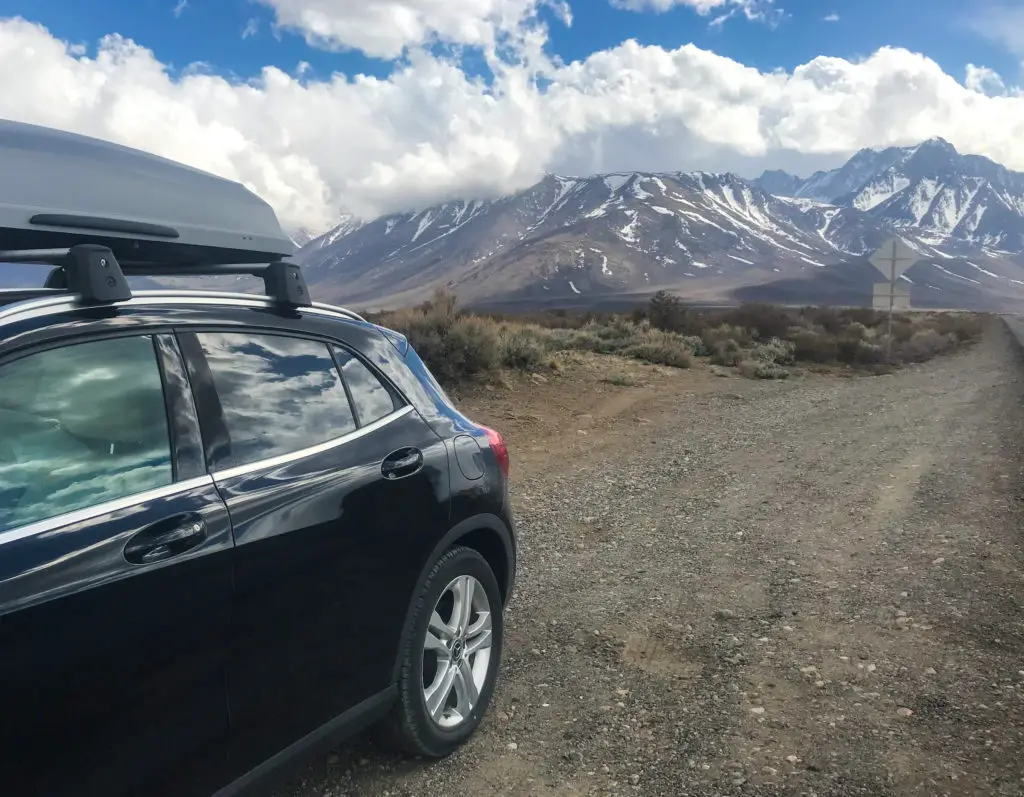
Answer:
[
  {"left": 300, "top": 214, "right": 364, "bottom": 250},
  {"left": 754, "top": 138, "right": 1024, "bottom": 253},
  {"left": 295, "top": 172, "right": 860, "bottom": 308},
  {"left": 287, "top": 226, "right": 324, "bottom": 249},
  {"left": 295, "top": 141, "right": 1024, "bottom": 311}
]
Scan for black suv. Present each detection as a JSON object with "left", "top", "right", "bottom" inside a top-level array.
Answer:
[{"left": 0, "top": 121, "right": 516, "bottom": 797}]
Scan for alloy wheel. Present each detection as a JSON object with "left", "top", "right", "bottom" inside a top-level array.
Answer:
[{"left": 421, "top": 574, "right": 493, "bottom": 729}]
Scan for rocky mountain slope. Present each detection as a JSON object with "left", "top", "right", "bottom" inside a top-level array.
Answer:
[
  {"left": 296, "top": 139, "right": 1024, "bottom": 310},
  {"left": 753, "top": 138, "right": 1024, "bottom": 254}
]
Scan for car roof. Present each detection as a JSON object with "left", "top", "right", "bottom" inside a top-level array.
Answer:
[{"left": 0, "top": 119, "right": 294, "bottom": 265}]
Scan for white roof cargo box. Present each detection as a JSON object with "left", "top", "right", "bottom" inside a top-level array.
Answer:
[{"left": 0, "top": 119, "right": 295, "bottom": 264}]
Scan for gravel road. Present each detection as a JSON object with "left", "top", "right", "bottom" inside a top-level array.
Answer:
[{"left": 279, "top": 320, "right": 1024, "bottom": 797}]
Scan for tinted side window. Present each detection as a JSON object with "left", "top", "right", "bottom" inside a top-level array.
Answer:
[
  {"left": 333, "top": 347, "right": 401, "bottom": 426},
  {"left": 196, "top": 332, "right": 356, "bottom": 468},
  {"left": 0, "top": 336, "right": 172, "bottom": 532}
]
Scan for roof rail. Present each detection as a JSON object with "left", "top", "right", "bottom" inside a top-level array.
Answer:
[{"left": 1, "top": 245, "right": 313, "bottom": 308}]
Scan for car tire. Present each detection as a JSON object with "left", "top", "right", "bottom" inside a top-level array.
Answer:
[{"left": 381, "top": 545, "right": 505, "bottom": 758}]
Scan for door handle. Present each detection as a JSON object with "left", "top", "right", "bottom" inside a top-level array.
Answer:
[
  {"left": 381, "top": 448, "right": 424, "bottom": 480},
  {"left": 124, "top": 516, "right": 207, "bottom": 565}
]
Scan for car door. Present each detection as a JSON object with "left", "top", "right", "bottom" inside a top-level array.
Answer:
[
  {"left": 175, "top": 327, "right": 449, "bottom": 776},
  {"left": 0, "top": 332, "right": 234, "bottom": 797}
]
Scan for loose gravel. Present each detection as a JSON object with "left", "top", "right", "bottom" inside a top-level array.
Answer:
[{"left": 278, "top": 320, "right": 1024, "bottom": 797}]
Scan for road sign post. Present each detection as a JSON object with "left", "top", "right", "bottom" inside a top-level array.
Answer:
[
  {"left": 868, "top": 237, "right": 919, "bottom": 359},
  {"left": 872, "top": 282, "right": 910, "bottom": 311}
]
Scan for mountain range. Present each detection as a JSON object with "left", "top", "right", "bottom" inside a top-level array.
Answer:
[{"left": 295, "top": 138, "right": 1024, "bottom": 312}]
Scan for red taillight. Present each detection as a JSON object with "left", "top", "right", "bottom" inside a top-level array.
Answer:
[{"left": 480, "top": 425, "right": 509, "bottom": 478}]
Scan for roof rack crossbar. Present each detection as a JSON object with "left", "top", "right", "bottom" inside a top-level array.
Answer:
[
  {"left": 118, "top": 262, "right": 312, "bottom": 307},
  {"left": 3, "top": 247, "right": 313, "bottom": 307},
  {"left": 0, "top": 248, "right": 73, "bottom": 265}
]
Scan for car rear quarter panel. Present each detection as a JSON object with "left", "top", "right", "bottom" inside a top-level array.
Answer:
[{"left": 362, "top": 331, "right": 517, "bottom": 599}]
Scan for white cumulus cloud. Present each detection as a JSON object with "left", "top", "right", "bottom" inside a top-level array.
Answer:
[
  {"left": 965, "top": 63, "right": 1007, "bottom": 96},
  {"left": 0, "top": 13, "right": 1023, "bottom": 234},
  {"left": 255, "top": 0, "right": 571, "bottom": 59},
  {"left": 610, "top": 0, "right": 774, "bottom": 20}
]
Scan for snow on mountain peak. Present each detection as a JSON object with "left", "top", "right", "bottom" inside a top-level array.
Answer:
[
  {"left": 753, "top": 138, "right": 1024, "bottom": 253},
  {"left": 913, "top": 136, "right": 957, "bottom": 155},
  {"left": 288, "top": 140, "right": 1024, "bottom": 311}
]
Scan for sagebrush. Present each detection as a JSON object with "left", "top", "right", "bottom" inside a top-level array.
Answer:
[{"left": 366, "top": 289, "right": 986, "bottom": 386}]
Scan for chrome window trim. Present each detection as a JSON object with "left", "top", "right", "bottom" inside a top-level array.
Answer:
[
  {"left": 0, "top": 369, "right": 413, "bottom": 545},
  {"left": 0, "top": 475, "right": 215, "bottom": 547},
  {"left": 0, "top": 291, "right": 367, "bottom": 328},
  {"left": 212, "top": 404, "right": 414, "bottom": 482}
]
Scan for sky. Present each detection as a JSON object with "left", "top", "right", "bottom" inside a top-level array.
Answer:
[{"left": 0, "top": 0, "right": 1020, "bottom": 232}]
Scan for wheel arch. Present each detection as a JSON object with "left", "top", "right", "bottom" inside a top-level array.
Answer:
[{"left": 391, "top": 513, "right": 516, "bottom": 683}]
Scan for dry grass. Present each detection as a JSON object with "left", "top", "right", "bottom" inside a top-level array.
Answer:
[{"left": 367, "top": 289, "right": 988, "bottom": 386}]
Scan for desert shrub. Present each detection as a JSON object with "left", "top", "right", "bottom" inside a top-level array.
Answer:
[
  {"left": 571, "top": 319, "right": 637, "bottom": 352},
  {"left": 680, "top": 335, "right": 710, "bottom": 356},
  {"left": 890, "top": 319, "right": 916, "bottom": 343},
  {"left": 623, "top": 342, "right": 693, "bottom": 368},
  {"left": 644, "top": 290, "right": 713, "bottom": 335},
  {"left": 843, "top": 321, "right": 869, "bottom": 341},
  {"left": 378, "top": 289, "right": 501, "bottom": 384},
  {"left": 790, "top": 329, "right": 838, "bottom": 363},
  {"left": 561, "top": 329, "right": 604, "bottom": 352},
  {"left": 557, "top": 324, "right": 629, "bottom": 354},
  {"left": 739, "top": 359, "right": 790, "bottom": 380},
  {"left": 805, "top": 306, "right": 847, "bottom": 336},
  {"left": 588, "top": 330, "right": 631, "bottom": 353},
  {"left": 498, "top": 325, "right": 552, "bottom": 370},
  {"left": 555, "top": 323, "right": 694, "bottom": 368},
  {"left": 802, "top": 306, "right": 886, "bottom": 335},
  {"left": 710, "top": 338, "right": 744, "bottom": 367},
  {"left": 841, "top": 307, "right": 884, "bottom": 327},
  {"left": 752, "top": 337, "right": 796, "bottom": 365},
  {"left": 426, "top": 316, "right": 501, "bottom": 382},
  {"left": 722, "top": 302, "right": 796, "bottom": 340},
  {"left": 702, "top": 323, "right": 753, "bottom": 352},
  {"left": 379, "top": 293, "right": 985, "bottom": 382},
  {"left": 625, "top": 328, "right": 695, "bottom": 367},
  {"left": 836, "top": 338, "right": 886, "bottom": 364},
  {"left": 648, "top": 290, "right": 686, "bottom": 331},
  {"left": 928, "top": 312, "right": 987, "bottom": 343},
  {"left": 897, "top": 329, "right": 957, "bottom": 363}
]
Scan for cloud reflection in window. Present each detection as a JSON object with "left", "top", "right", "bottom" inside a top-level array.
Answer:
[
  {"left": 0, "top": 336, "right": 172, "bottom": 533},
  {"left": 332, "top": 346, "right": 398, "bottom": 426},
  {"left": 197, "top": 333, "right": 357, "bottom": 469}
]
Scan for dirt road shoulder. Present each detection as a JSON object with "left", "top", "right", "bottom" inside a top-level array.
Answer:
[{"left": 279, "top": 322, "right": 1024, "bottom": 797}]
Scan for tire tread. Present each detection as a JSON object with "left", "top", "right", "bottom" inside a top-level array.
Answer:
[{"left": 378, "top": 545, "right": 503, "bottom": 758}]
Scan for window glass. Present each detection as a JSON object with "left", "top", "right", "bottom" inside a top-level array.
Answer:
[
  {"left": 197, "top": 333, "right": 356, "bottom": 468},
  {"left": 333, "top": 347, "right": 401, "bottom": 426},
  {"left": 0, "top": 336, "right": 172, "bottom": 533}
]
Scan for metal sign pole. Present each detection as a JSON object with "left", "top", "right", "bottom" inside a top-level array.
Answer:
[
  {"left": 888, "top": 251, "right": 894, "bottom": 360},
  {"left": 868, "top": 237, "right": 918, "bottom": 359}
]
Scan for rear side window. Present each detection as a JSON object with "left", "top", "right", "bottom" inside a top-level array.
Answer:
[
  {"left": 332, "top": 346, "right": 402, "bottom": 426},
  {"left": 0, "top": 336, "right": 172, "bottom": 532},
  {"left": 196, "top": 332, "right": 357, "bottom": 469}
]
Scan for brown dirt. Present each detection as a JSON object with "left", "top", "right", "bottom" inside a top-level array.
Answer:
[
  {"left": 277, "top": 322, "right": 1024, "bottom": 797},
  {"left": 449, "top": 350, "right": 723, "bottom": 477}
]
